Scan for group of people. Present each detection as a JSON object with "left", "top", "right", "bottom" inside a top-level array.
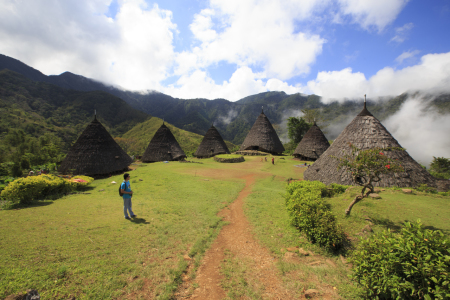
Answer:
[{"left": 260, "top": 157, "right": 275, "bottom": 164}]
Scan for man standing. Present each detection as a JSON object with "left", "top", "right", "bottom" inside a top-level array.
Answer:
[
  {"left": 271, "top": 157, "right": 274, "bottom": 165},
  {"left": 120, "top": 173, "right": 136, "bottom": 220}
]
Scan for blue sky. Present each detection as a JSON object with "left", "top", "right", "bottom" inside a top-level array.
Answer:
[{"left": 1, "top": 0, "right": 450, "bottom": 101}]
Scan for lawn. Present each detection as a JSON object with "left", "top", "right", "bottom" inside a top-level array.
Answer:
[
  {"left": 1, "top": 156, "right": 449, "bottom": 299},
  {"left": 0, "top": 161, "right": 244, "bottom": 299}
]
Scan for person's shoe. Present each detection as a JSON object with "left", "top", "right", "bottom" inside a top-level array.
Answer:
[
  {"left": 131, "top": 215, "right": 137, "bottom": 218},
  {"left": 125, "top": 216, "right": 131, "bottom": 220}
]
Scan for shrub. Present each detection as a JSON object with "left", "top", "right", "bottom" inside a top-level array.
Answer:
[
  {"left": 416, "top": 184, "right": 438, "bottom": 194},
  {"left": 0, "top": 174, "right": 92, "bottom": 205},
  {"left": 350, "top": 220, "right": 450, "bottom": 299},
  {"left": 285, "top": 181, "right": 347, "bottom": 251},
  {"left": 11, "top": 162, "right": 22, "bottom": 177}
]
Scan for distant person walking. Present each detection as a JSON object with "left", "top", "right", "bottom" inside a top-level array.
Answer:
[
  {"left": 271, "top": 157, "right": 274, "bottom": 165},
  {"left": 265, "top": 157, "right": 267, "bottom": 162},
  {"left": 120, "top": 173, "right": 136, "bottom": 220}
]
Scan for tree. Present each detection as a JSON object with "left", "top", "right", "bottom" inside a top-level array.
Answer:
[
  {"left": 430, "top": 157, "right": 450, "bottom": 179},
  {"left": 287, "top": 117, "right": 311, "bottom": 145},
  {"left": 334, "top": 144, "right": 404, "bottom": 216},
  {"left": 300, "top": 108, "right": 328, "bottom": 133}
]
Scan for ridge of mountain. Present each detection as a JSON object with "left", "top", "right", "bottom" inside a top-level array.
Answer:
[{"left": 2, "top": 53, "right": 450, "bottom": 146}]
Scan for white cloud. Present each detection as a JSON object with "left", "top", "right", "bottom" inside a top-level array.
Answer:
[
  {"left": 306, "top": 52, "right": 450, "bottom": 102},
  {"left": 384, "top": 95, "right": 450, "bottom": 166},
  {"left": 336, "top": 0, "right": 410, "bottom": 32},
  {"left": 0, "top": 0, "right": 177, "bottom": 90},
  {"left": 162, "top": 66, "right": 302, "bottom": 101},
  {"left": 395, "top": 50, "right": 420, "bottom": 65},
  {"left": 391, "top": 22, "right": 414, "bottom": 43},
  {"left": 176, "top": 0, "right": 327, "bottom": 80}
]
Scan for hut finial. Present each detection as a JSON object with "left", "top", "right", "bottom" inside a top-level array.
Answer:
[
  {"left": 94, "top": 109, "right": 97, "bottom": 120},
  {"left": 364, "top": 94, "right": 366, "bottom": 109},
  {"left": 314, "top": 117, "right": 316, "bottom": 125},
  {"left": 262, "top": 106, "right": 264, "bottom": 113}
]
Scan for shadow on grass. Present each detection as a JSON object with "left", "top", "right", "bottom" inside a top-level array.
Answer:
[
  {"left": 370, "top": 216, "right": 402, "bottom": 232},
  {"left": 1, "top": 200, "right": 54, "bottom": 210},
  {"left": 130, "top": 217, "right": 150, "bottom": 224}
]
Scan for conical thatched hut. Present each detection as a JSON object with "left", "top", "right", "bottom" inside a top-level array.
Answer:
[
  {"left": 194, "top": 125, "right": 230, "bottom": 158},
  {"left": 293, "top": 121, "right": 330, "bottom": 161},
  {"left": 304, "top": 102, "right": 437, "bottom": 188},
  {"left": 142, "top": 123, "right": 186, "bottom": 162},
  {"left": 59, "top": 116, "right": 132, "bottom": 176},
  {"left": 240, "top": 110, "right": 285, "bottom": 154}
]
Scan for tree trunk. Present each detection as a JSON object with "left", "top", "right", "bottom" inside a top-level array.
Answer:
[{"left": 345, "top": 184, "right": 374, "bottom": 216}]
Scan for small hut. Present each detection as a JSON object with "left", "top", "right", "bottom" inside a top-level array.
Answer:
[
  {"left": 141, "top": 123, "right": 186, "bottom": 162},
  {"left": 58, "top": 116, "right": 132, "bottom": 176},
  {"left": 304, "top": 100, "right": 437, "bottom": 188},
  {"left": 239, "top": 109, "right": 285, "bottom": 154},
  {"left": 293, "top": 121, "right": 329, "bottom": 161},
  {"left": 194, "top": 125, "right": 230, "bottom": 158}
]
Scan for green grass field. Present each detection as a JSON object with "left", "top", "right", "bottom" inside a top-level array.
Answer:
[{"left": 1, "top": 157, "right": 449, "bottom": 299}]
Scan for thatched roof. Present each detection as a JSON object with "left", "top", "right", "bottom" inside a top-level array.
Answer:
[
  {"left": 239, "top": 110, "right": 285, "bottom": 154},
  {"left": 141, "top": 123, "right": 186, "bottom": 162},
  {"left": 194, "top": 125, "right": 230, "bottom": 158},
  {"left": 304, "top": 102, "right": 437, "bottom": 188},
  {"left": 59, "top": 116, "right": 132, "bottom": 176},
  {"left": 293, "top": 122, "right": 329, "bottom": 161}
]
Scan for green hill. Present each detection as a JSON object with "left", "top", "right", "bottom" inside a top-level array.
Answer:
[{"left": 122, "top": 117, "right": 236, "bottom": 157}]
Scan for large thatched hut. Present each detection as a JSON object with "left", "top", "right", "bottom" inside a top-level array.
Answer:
[
  {"left": 239, "top": 110, "right": 285, "bottom": 154},
  {"left": 142, "top": 123, "right": 186, "bottom": 162},
  {"left": 194, "top": 125, "right": 230, "bottom": 158},
  {"left": 59, "top": 116, "right": 132, "bottom": 176},
  {"left": 304, "top": 102, "right": 437, "bottom": 188},
  {"left": 293, "top": 121, "right": 329, "bottom": 161}
]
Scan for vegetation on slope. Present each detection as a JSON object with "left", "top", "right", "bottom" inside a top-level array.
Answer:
[{"left": 120, "top": 117, "right": 236, "bottom": 157}]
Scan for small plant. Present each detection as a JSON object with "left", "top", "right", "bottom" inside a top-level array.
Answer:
[
  {"left": 416, "top": 184, "right": 438, "bottom": 194},
  {"left": 285, "top": 181, "right": 347, "bottom": 251},
  {"left": 334, "top": 144, "right": 404, "bottom": 216},
  {"left": 350, "top": 220, "right": 450, "bottom": 299}
]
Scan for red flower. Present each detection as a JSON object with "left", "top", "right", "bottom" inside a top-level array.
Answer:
[
  {"left": 379, "top": 152, "right": 384, "bottom": 155},
  {"left": 385, "top": 164, "right": 391, "bottom": 169}
]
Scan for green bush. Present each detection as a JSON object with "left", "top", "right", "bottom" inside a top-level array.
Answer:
[
  {"left": 285, "top": 181, "right": 347, "bottom": 251},
  {"left": 350, "top": 220, "right": 450, "bottom": 299},
  {"left": 415, "top": 184, "right": 438, "bottom": 194},
  {"left": 0, "top": 174, "right": 92, "bottom": 205}
]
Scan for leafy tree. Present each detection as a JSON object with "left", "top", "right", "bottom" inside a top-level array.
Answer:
[
  {"left": 11, "top": 162, "right": 22, "bottom": 178},
  {"left": 430, "top": 156, "right": 450, "bottom": 179},
  {"left": 287, "top": 117, "right": 311, "bottom": 145},
  {"left": 334, "top": 144, "right": 404, "bottom": 216}
]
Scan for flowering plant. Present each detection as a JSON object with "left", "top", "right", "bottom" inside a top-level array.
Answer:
[{"left": 333, "top": 144, "right": 404, "bottom": 215}]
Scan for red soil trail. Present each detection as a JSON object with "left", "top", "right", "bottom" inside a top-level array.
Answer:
[{"left": 185, "top": 173, "right": 293, "bottom": 300}]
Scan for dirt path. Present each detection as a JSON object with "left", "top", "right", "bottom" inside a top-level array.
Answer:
[{"left": 184, "top": 174, "right": 293, "bottom": 300}]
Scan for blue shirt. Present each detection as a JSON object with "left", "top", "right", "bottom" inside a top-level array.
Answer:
[{"left": 121, "top": 181, "right": 131, "bottom": 199}]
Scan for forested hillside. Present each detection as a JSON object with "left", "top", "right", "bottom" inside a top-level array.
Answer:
[{"left": 0, "top": 69, "right": 149, "bottom": 166}]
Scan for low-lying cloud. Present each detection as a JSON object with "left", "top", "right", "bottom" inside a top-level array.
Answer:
[{"left": 383, "top": 94, "right": 450, "bottom": 166}]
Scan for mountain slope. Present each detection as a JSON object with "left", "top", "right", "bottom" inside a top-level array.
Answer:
[{"left": 122, "top": 117, "right": 236, "bottom": 156}]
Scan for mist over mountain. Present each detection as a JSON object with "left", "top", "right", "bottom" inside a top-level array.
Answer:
[{"left": 1, "top": 53, "right": 450, "bottom": 165}]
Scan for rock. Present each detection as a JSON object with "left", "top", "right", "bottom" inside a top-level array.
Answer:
[
  {"left": 402, "top": 189, "right": 412, "bottom": 194},
  {"left": 111, "top": 181, "right": 116, "bottom": 184},
  {"left": 287, "top": 247, "right": 298, "bottom": 252},
  {"left": 374, "top": 188, "right": 382, "bottom": 193},
  {"left": 298, "top": 248, "right": 310, "bottom": 256},
  {"left": 362, "top": 224, "right": 373, "bottom": 233},
  {"left": 340, "top": 255, "right": 347, "bottom": 264},
  {"left": 99, "top": 189, "right": 105, "bottom": 192},
  {"left": 183, "top": 254, "right": 192, "bottom": 261},
  {"left": 304, "top": 289, "right": 319, "bottom": 298},
  {"left": 139, "top": 179, "right": 143, "bottom": 181},
  {"left": 369, "top": 193, "right": 381, "bottom": 199},
  {"left": 26, "top": 290, "right": 40, "bottom": 300}
]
